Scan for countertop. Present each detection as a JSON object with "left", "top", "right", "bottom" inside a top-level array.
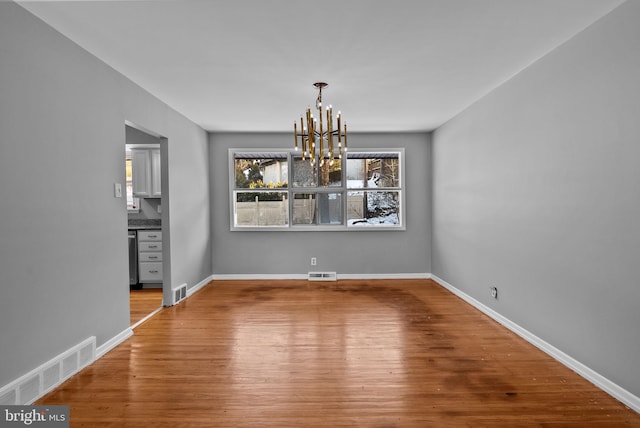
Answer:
[{"left": 128, "top": 219, "right": 161, "bottom": 230}]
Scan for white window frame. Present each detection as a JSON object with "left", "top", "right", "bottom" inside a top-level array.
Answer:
[
  {"left": 125, "top": 147, "right": 139, "bottom": 213},
  {"left": 229, "top": 148, "right": 405, "bottom": 231}
]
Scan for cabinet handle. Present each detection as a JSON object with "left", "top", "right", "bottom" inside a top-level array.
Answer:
[
  {"left": 148, "top": 235, "right": 158, "bottom": 238},
  {"left": 148, "top": 245, "right": 158, "bottom": 248},
  {"left": 149, "top": 270, "right": 159, "bottom": 273},
  {"left": 149, "top": 256, "right": 158, "bottom": 259}
]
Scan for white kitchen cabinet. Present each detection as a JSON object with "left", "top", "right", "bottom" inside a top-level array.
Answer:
[
  {"left": 150, "top": 148, "right": 162, "bottom": 197},
  {"left": 138, "top": 230, "right": 162, "bottom": 283},
  {"left": 131, "top": 148, "right": 161, "bottom": 198}
]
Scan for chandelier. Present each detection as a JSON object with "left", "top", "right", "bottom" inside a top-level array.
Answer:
[{"left": 293, "top": 82, "right": 347, "bottom": 166}]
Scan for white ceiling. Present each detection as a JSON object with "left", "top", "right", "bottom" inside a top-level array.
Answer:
[{"left": 17, "top": 0, "right": 625, "bottom": 132}]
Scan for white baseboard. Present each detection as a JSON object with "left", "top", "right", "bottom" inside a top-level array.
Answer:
[
  {"left": 338, "top": 273, "right": 431, "bottom": 280},
  {"left": 131, "top": 307, "right": 163, "bottom": 329},
  {"left": 186, "top": 274, "right": 215, "bottom": 297},
  {"left": 430, "top": 274, "right": 640, "bottom": 414},
  {"left": 95, "top": 328, "right": 133, "bottom": 359},
  {"left": 211, "top": 274, "right": 306, "bottom": 281},
  {"left": 211, "top": 273, "right": 431, "bottom": 281}
]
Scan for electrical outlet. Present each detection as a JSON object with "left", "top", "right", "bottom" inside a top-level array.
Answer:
[
  {"left": 311, "top": 257, "right": 317, "bottom": 266},
  {"left": 490, "top": 286, "right": 498, "bottom": 299}
]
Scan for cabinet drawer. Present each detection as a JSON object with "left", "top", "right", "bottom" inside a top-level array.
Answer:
[
  {"left": 139, "top": 242, "right": 162, "bottom": 252},
  {"left": 138, "top": 230, "right": 162, "bottom": 241},
  {"left": 139, "top": 262, "right": 163, "bottom": 282},
  {"left": 139, "top": 252, "right": 163, "bottom": 262}
]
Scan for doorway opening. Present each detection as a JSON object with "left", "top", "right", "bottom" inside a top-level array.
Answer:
[{"left": 125, "top": 122, "right": 169, "bottom": 326}]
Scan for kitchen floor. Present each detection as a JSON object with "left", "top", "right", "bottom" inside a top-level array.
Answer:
[{"left": 129, "top": 288, "right": 163, "bottom": 326}]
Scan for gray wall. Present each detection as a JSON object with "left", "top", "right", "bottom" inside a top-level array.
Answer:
[
  {"left": 210, "top": 132, "right": 431, "bottom": 276},
  {"left": 0, "top": 3, "right": 211, "bottom": 387},
  {"left": 126, "top": 125, "right": 161, "bottom": 146},
  {"left": 432, "top": 1, "right": 640, "bottom": 397}
]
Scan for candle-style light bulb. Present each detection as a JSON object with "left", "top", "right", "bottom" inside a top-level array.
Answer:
[
  {"left": 338, "top": 115, "right": 343, "bottom": 154},
  {"left": 344, "top": 123, "right": 347, "bottom": 152}
]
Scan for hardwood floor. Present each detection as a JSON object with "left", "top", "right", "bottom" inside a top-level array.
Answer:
[
  {"left": 39, "top": 279, "right": 639, "bottom": 427},
  {"left": 129, "top": 288, "right": 163, "bottom": 326}
]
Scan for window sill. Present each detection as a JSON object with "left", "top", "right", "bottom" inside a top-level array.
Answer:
[{"left": 230, "top": 224, "right": 406, "bottom": 232}]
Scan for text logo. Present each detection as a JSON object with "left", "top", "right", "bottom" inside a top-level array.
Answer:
[{"left": 1, "top": 406, "right": 69, "bottom": 427}]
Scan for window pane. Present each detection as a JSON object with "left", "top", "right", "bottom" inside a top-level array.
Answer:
[
  {"left": 293, "top": 193, "right": 343, "bottom": 225},
  {"left": 235, "top": 191, "right": 288, "bottom": 227},
  {"left": 292, "top": 157, "right": 316, "bottom": 187},
  {"left": 318, "top": 193, "right": 343, "bottom": 225},
  {"left": 234, "top": 156, "right": 288, "bottom": 189},
  {"left": 293, "top": 193, "right": 316, "bottom": 224},
  {"left": 125, "top": 158, "right": 138, "bottom": 212},
  {"left": 347, "top": 154, "right": 400, "bottom": 188},
  {"left": 347, "top": 191, "right": 400, "bottom": 226},
  {"left": 318, "top": 157, "right": 343, "bottom": 187}
]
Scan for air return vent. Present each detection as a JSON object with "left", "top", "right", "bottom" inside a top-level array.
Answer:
[
  {"left": 172, "top": 283, "right": 188, "bottom": 305},
  {"left": 19, "top": 376, "right": 40, "bottom": 404},
  {"left": 308, "top": 271, "right": 337, "bottom": 281},
  {"left": 61, "top": 354, "right": 78, "bottom": 380},
  {"left": 0, "top": 336, "right": 95, "bottom": 405},
  {"left": 0, "top": 389, "right": 16, "bottom": 405},
  {"left": 78, "top": 341, "right": 95, "bottom": 368},
  {"left": 42, "top": 364, "right": 61, "bottom": 393}
]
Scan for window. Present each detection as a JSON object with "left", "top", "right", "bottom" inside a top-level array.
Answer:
[
  {"left": 230, "top": 149, "right": 404, "bottom": 230},
  {"left": 125, "top": 152, "right": 139, "bottom": 213},
  {"left": 233, "top": 153, "right": 288, "bottom": 227},
  {"left": 346, "top": 153, "right": 401, "bottom": 226}
]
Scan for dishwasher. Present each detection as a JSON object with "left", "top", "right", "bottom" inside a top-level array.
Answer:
[{"left": 128, "top": 230, "right": 139, "bottom": 287}]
